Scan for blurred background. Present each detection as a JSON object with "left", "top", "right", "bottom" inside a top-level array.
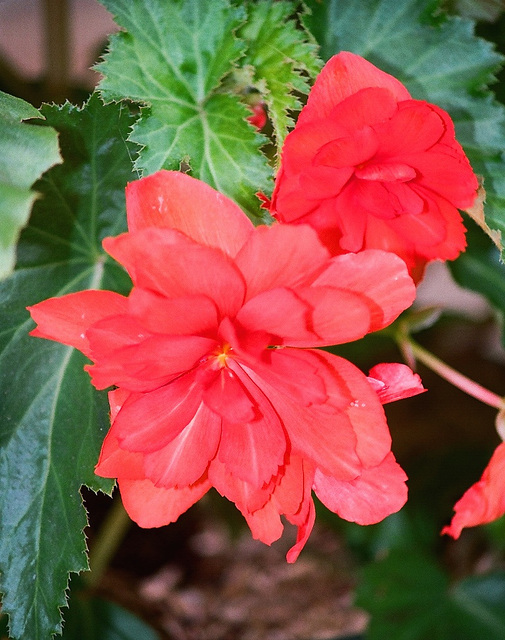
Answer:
[{"left": 0, "top": 0, "right": 115, "bottom": 104}]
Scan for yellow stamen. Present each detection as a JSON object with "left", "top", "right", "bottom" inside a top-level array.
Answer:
[{"left": 214, "top": 343, "right": 232, "bottom": 368}]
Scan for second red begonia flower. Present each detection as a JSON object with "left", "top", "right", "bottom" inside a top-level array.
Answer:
[
  {"left": 28, "top": 170, "right": 423, "bottom": 561},
  {"left": 270, "top": 52, "right": 478, "bottom": 280}
]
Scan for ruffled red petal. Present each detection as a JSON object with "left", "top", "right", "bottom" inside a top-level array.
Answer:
[
  {"left": 142, "top": 403, "right": 221, "bottom": 488},
  {"left": 104, "top": 228, "right": 246, "bottom": 318},
  {"left": 313, "top": 250, "right": 416, "bottom": 333},
  {"left": 313, "top": 451, "right": 408, "bottom": 525},
  {"left": 125, "top": 170, "right": 253, "bottom": 257},
  {"left": 119, "top": 475, "right": 211, "bottom": 528},
  {"left": 442, "top": 442, "right": 505, "bottom": 539},
  {"left": 367, "top": 363, "right": 426, "bottom": 404},
  {"left": 28, "top": 290, "right": 128, "bottom": 357},
  {"left": 107, "top": 371, "right": 203, "bottom": 452},
  {"left": 297, "top": 52, "right": 410, "bottom": 126},
  {"left": 234, "top": 223, "right": 330, "bottom": 300}
]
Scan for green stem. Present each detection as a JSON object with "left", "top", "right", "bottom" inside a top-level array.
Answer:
[
  {"left": 84, "top": 493, "right": 132, "bottom": 590},
  {"left": 405, "top": 335, "right": 504, "bottom": 410}
]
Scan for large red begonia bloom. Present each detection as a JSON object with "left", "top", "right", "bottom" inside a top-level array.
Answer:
[
  {"left": 28, "top": 170, "right": 423, "bottom": 561},
  {"left": 442, "top": 442, "right": 505, "bottom": 539},
  {"left": 270, "top": 52, "right": 478, "bottom": 280}
]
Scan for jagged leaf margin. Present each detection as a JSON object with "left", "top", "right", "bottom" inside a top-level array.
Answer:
[
  {"left": 0, "top": 94, "right": 136, "bottom": 640},
  {"left": 97, "top": 0, "right": 272, "bottom": 219},
  {"left": 237, "top": 0, "right": 321, "bottom": 155}
]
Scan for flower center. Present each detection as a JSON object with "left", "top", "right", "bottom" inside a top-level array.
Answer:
[{"left": 213, "top": 343, "right": 232, "bottom": 369}]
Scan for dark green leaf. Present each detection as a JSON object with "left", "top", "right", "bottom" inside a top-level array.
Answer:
[
  {"left": 356, "top": 549, "right": 505, "bottom": 639},
  {"left": 63, "top": 591, "right": 159, "bottom": 640},
  {"left": 0, "top": 93, "right": 137, "bottom": 640},
  {"left": 97, "top": 0, "right": 272, "bottom": 219},
  {"left": 0, "top": 91, "right": 61, "bottom": 279}
]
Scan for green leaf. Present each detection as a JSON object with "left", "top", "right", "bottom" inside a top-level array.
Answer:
[
  {"left": 63, "top": 587, "right": 159, "bottom": 639},
  {"left": 97, "top": 0, "right": 272, "bottom": 220},
  {"left": 0, "top": 91, "right": 61, "bottom": 280},
  {"left": 0, "top": 93, "right": 137, "bottom": 640},
  {"left": 237, "top": 0, "right": 321, "bottom": 153},
  {"left": 356, "top": 550, "right": 505, "bottom": 639},
  {"left": 304, "top": 0, "right": 505, "bottom": 257}
]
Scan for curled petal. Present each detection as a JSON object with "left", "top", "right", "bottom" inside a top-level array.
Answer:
[
  {"left": 410, "top": 147, "right": 478, "bottom": 208},
  {"left": 374, "top": 100, "right": 446, "bottom": 156},
  {"left": 218, "top": 361, "right": 287, "bottom": 487},
  {"left": 241, "top": 348, "right": 328, "bottom": 407},
  {"left": 368, "top": 363, "right": 426, "bottom": 404},
  {"left": 322, "top": 352, "right": 393, "bottom": 467},
  {"left": 313, "top": 452, "right": 408, "bottom": 525},
  {"left": 313, "top": 250, "right": 416, "bottom": 332},
  {"left": 119, "top": 476, "right": 211, "bottom": 528},
  {"left": 28, "top": 290, "right": 128, "bottom": 357},
  {"left": 442, "top": 442, "right": 505, "bottom": 539},
  {"left": 286, "top": 499, "right": 316, "bottom": 563},
  {"left": 292, "top": 285, "right": 372, "bottom": 347},
  {"left": 95, "top": 434, "right": 145, "bottom": 480},
  {"left": 355, "top": 162, "right": 416, "bottom": 183},
  {"left": 203, "top": 367, "right": 256, "bottom": 424},
  {"left": 273, "top": 454, "right": 315, "bottom": 517},
  {"left": 299, "top": 165, "right": 354, "bottom": 200},
  {"left": 314, "top": 125, "right": 379, "bottom": 168},
  {"left": 271, "top": 171, "right": 321, "bottom": 222},
  {"left": 95, "top": 389, "right": 145, "bottom": 479},
  {"left": 278, "top": 119, "right": 350, "bottom": 175},
  {"left": 327, "top": 86, "right": 400, "bottom": 133},
  {"left": 242, "top": 456, "right": 316, "bottom": 560},
  {"left": 244, "top": 500, "right": 285, "bottom": 546},
  {"left": 395, "top": 195, "right": 467, "bottom": 262}
]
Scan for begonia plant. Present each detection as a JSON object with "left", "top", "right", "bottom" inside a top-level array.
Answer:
[{"left": 1, "top": 0, "right": 505, "bottom": 638}]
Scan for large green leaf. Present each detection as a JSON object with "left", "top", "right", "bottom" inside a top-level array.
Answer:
[
  {"left": 356, "top": 550, "right": 505, "bottom": 639},
  {"left": 237, "top": 0, "right": 321, "bottom": 154},
  {"left": 0, "top": 93, "right": 136, "bottom": 640},
  {"left": 304, "top": 0, "right": 505, "bottom": 257},
  {"left": 0, "top": 91, "right": 61, "bottom": 280},
  {"left": 97, "top": 0, "right": 272, "bottom": 219}
]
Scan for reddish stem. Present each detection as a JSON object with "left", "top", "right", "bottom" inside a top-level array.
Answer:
[{"left": 405, "top": 337, "right": 504, "bottom": 410}]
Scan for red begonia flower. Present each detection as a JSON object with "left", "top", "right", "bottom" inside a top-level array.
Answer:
[
  {"left": 442, "top": 442, "right": 505, "bottom": 539},
  {"left": 270, "top": 52, "right": 478, "bottom": 281},
  {"left": 28, "top": 170, "right": 420, "bottom": 561}
]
